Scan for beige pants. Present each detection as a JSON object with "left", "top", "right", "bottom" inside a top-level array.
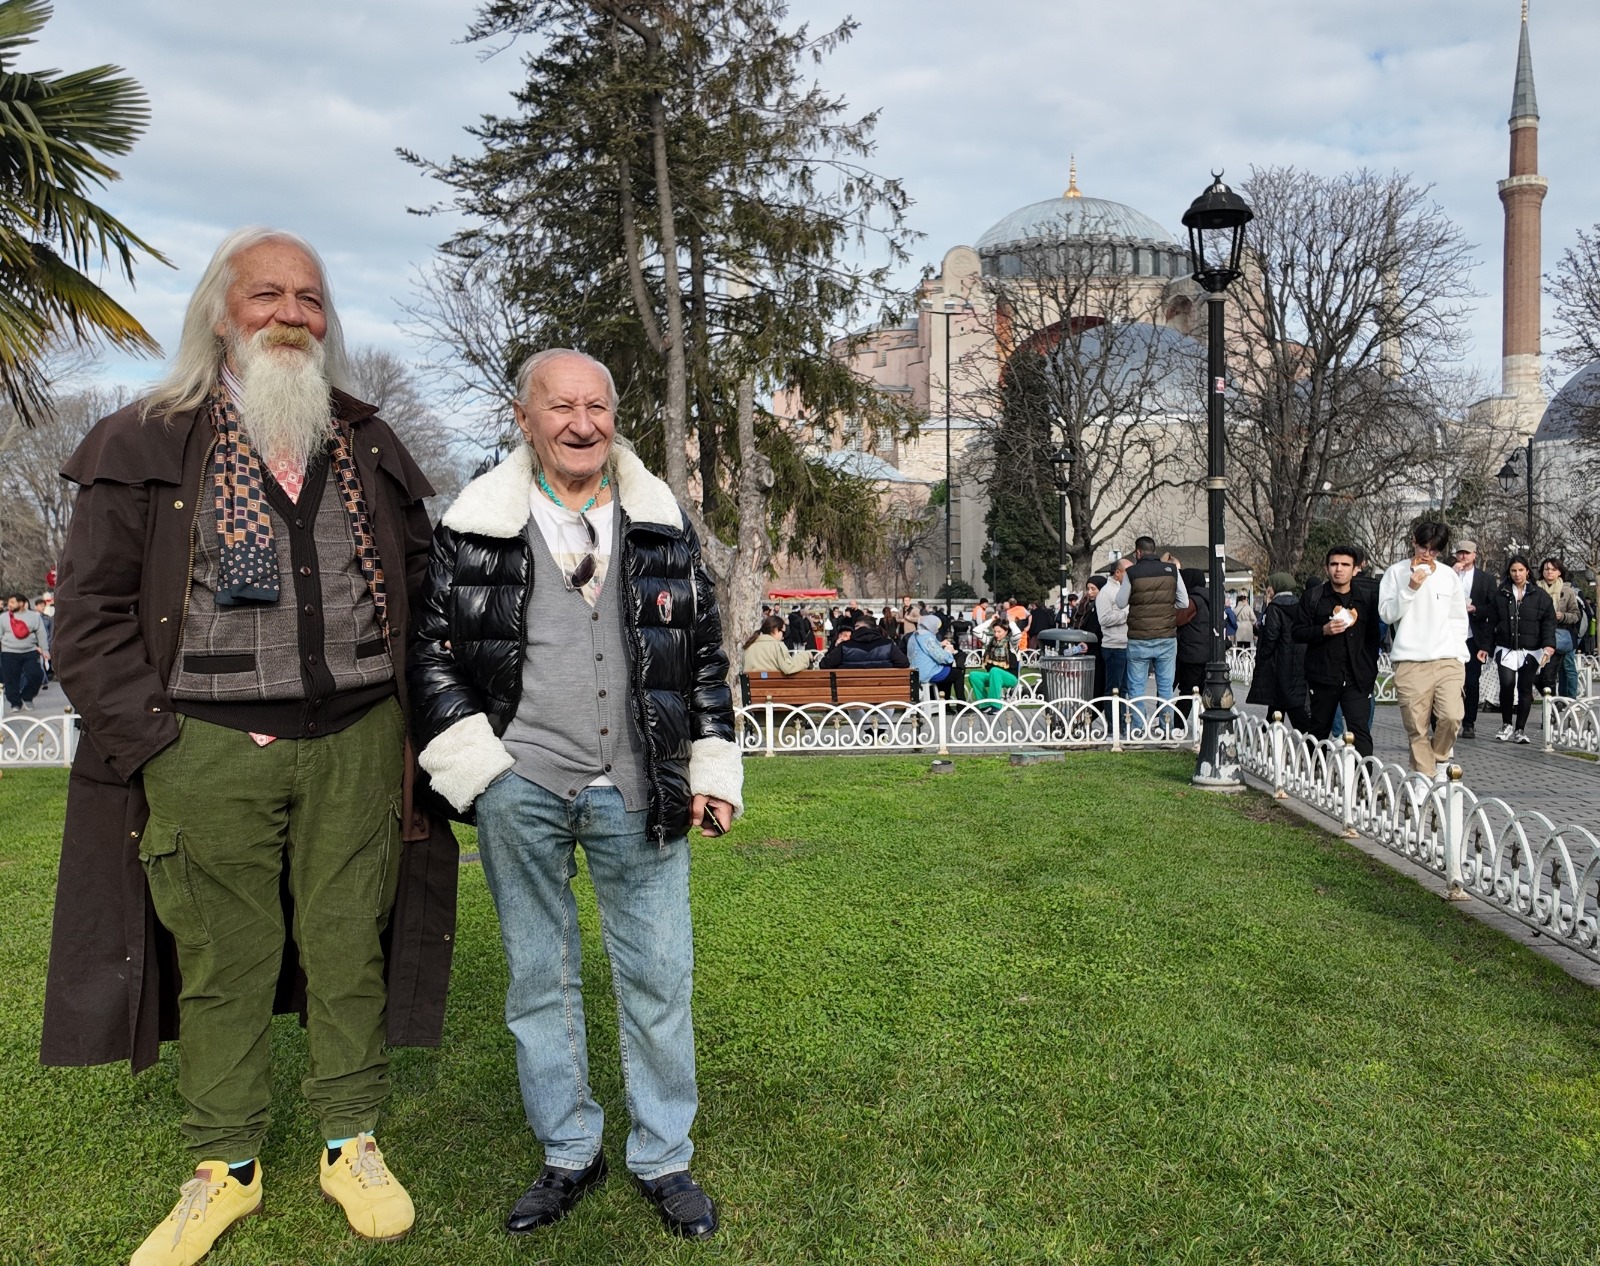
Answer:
[{"left": 1393, "top": 658, "right": 1465, "bottom": 774}]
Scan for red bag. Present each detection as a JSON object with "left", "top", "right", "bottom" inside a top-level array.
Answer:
[{"left": 8, "top": 614, "right": 30, "bottom": 641}]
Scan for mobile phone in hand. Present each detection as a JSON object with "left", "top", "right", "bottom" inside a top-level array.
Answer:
[{"left": 700, "top": 806, "right": 725, "bottom": 837}]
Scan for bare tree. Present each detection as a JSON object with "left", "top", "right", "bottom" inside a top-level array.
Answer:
[
  {"left": 962, "top": 222, "right": 1201, "bottom": 588},
  {"left": 1224, "top": 167, "right": 1476, "bottom": 575},
  {"left": 1549, "top": 224, "right": 1600, "bottom": 373},
  {"left": 0, "top": 385, "right": 117, "bottom": 589},
  {"left": 344, "top": 346, "right": 470, "bottom": 508}
]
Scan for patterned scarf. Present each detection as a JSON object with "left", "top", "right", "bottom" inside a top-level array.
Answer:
[{"left": 208, "top": 391, "right": 389, "bottom": 641}]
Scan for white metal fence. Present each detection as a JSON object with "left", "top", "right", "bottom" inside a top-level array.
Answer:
[
  {"left": 0, "top": 712, "right": 77, "bottom": 767},
  {"left": 738, "top": 692, "right": 1199, "bottom": 757},
  {"left": 1236, "top": 711, "right": 1600, "bottom": 963}
]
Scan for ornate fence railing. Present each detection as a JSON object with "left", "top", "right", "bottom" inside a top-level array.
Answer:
[
  {"left": 1236, "top": 710, "right": 1600, "bottom": 963},
  {"left": 736, "top": 692, "right": 1199, "bottom": 757},
  {"left": 0, "top": 712, "right": 77, "bottom": 767}
]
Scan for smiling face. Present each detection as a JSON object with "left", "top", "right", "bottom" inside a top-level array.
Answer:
[
  {"left": 514, "top": 355, "right": 616, "bottom": 490},
  {"left": 216, "top": 239, "right": 328, "bottom": 357}
]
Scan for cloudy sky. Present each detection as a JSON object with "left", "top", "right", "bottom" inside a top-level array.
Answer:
[{"left": 30, "top": 0, "right": 1599, "bottom": 399}]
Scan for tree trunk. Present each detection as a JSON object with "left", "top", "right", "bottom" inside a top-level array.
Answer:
[{"left": 717, "top": 373, "right": 771, "bottom": 686}]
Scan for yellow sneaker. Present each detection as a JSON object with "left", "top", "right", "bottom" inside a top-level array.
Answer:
[
  {"left": 129, "top": 1161, "right": 262, "bottom": 1266},
  {"left": 320, "top": 1133, "right": 414, "bottom": 1241}
]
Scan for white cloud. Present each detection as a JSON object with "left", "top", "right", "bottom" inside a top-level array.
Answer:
[{"left": 21, "top": 0, "right": 1599, "bottom": 402}]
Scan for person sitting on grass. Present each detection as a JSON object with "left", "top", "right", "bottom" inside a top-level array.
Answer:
[{"left": 967, "top": 613, "right": 1022, "bottom": 706}]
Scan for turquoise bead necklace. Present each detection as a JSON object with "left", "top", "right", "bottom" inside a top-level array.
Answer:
[{"left": 537, "top": 467, "right": 609, "bottom": 513}]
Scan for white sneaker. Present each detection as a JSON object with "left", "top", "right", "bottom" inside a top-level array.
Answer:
[
  {"left": 1495, "top": 725, "right": 1514, "bottom": 742},
  {"left": 1514, "top": 729, "right": 1530, "bottom": 744},
  {"left": 1434, "top": 762, "right": 1451, "bottom": 782}
]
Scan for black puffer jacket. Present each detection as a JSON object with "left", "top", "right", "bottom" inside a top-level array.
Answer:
[
  {"left": 1491, "top": 583, "right": 1556, "bottom": 653},
  {"left": 409, "top": 446, "right": 735, "bottom": 841}
]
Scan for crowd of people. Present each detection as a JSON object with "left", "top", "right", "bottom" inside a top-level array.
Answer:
[
  {"left": 1236, "top": 528, "right": 1592, "bottom": 774},
  {"left": 740, "top": 596, "right": 1071, "bottom": 705},
  {"left": 739, "top": 529, "right": 1595, "bottom": 767}
]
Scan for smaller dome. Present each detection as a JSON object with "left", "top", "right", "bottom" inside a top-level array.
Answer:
[
  {"left": 976, "top": 196, "right": 1178, "bottom": 253},
  {"left": 1536, "top": 362, "right": 1600, "bottom": 442}
]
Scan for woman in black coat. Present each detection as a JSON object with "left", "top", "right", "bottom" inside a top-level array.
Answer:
[
  {"left": 1491, "top": 555, "right": 1556, "bottom": 743},
  {"left": 1246, "top": 572, "right": 1310, "bottom": 730}
]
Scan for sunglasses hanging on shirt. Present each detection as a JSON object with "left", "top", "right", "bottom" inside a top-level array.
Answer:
[{"left": 565, "top": 510, "right": 598, "bottom": 591}]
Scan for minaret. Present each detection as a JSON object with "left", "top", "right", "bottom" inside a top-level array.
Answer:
[{"left": 1498, "top": 0, "right": 1548, "bottom": 425}]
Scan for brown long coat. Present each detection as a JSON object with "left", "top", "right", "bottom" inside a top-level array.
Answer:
[{"left": 40, "top": 392, "right": 460, "bottom": 1073}]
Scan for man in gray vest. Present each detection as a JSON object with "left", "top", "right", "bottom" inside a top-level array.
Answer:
[
  {"left": 411, "top": 349, "right": 743, "bottom": 1241},
  {"left": 1115, "top": 536, "right": 1189, "bottom": 724},
  {"left": 44, "top": 228, "right": 453, "bottom": 1266}
]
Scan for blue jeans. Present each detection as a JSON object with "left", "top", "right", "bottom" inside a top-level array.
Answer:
[
  {"left": 1125, "top": 637, "right": 1178, "bottom": 726},
  {"left": 475, "top": 774, "right": 698, "bottom": 1179}
]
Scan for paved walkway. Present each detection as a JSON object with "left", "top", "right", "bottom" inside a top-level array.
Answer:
[{"left": 1333, "top": 702, "right": 1599, "bottom": 834}]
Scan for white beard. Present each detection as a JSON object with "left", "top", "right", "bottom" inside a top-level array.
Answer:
[{"left": 232, "top": 326, "right": 332, "bottom": 467}]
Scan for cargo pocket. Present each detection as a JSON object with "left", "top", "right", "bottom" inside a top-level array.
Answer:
[
  {"left": 365, "top": 796, "right": 403, "bottom": 921},
  {"left": 138, "top": 818, "right": 212, "bottom": 947}
]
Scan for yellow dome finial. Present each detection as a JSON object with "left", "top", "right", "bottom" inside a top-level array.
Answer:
[{"left": 1065, "top": 155, "right": 1082, "bottom": 199}]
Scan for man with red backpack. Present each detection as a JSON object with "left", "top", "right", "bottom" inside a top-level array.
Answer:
[{"left": 2, "top": 591, "right": 49, "bottom": 710}]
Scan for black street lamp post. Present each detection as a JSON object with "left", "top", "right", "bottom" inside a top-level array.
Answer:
[
  {"left": 1496, "top": 438, "right": 1537, "bottom": 556},
  {"left": 1182, "top": 173, "right": 1253, "bottom": 791},
  {"left": 1050, "top": 445, "right": 1074, "bottom": 623}
]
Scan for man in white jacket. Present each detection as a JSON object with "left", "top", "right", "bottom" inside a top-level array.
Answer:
[{"left": 1377, "top": 521, "right": 1470, "bottom": 776}]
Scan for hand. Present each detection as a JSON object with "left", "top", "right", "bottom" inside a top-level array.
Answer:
[
  {"left": 1477, "top": 649, "right": 1488, "bottom": 663},
  {"left": 1408, "top": 563, "right": 1432, "bottom": 590},
  {"left": 691, "top": 793, "right": 733, "bottom": 837}
]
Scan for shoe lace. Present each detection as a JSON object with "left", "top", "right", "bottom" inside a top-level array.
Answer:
[
  {"left": 349, "top": 1133, "right": 391, "bottom": 1189},
  {"left": 169, "top": 1175, "right": 222, "bottom": 1248}
]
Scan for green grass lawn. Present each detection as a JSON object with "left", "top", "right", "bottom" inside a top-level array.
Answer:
[{"left": 5, "top": 754, "right": 1600, "bottom": 1264}]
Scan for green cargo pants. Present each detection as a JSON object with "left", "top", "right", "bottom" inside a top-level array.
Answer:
[{"left": 138, "top": 699, "right": 405, "bottom": 1161}]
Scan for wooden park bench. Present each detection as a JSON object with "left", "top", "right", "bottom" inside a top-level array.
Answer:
[{"left": 738, "top": 667, "right": 920, "bottom": 708}]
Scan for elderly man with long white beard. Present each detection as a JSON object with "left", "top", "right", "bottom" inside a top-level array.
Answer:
[{"left": 40, "top": 228, "right": 459, "bottom": 1266}]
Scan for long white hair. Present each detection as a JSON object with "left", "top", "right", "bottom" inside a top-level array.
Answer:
[{"left": 141, "top": 226, "right": 351, "bottom": 418}]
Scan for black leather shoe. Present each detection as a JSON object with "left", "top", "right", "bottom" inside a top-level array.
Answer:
[
  {"left": 1461, "top": 722, "right": 1476, "bottom": 739},
  {"left": 506, "top": 1154, "right": 607, "bottom": 1233},
  {"left": 632, "top": 1169, "right": 718, "bottom": 1239}
]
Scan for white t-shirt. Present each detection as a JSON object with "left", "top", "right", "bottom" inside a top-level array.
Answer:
[{"left": 527, "top": 487, "right": 615, "bottom": 608}]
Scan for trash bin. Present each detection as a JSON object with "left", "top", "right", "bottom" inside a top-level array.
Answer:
[
  {"left": 1038, "top": 653, "right": 1095, "bottom": 703},
  {"left": 1033, "top": 629, "right": 1098, "bottom": 704}
]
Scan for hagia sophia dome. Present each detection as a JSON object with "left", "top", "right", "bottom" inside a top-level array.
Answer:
[{"left": 973, "top": 165, "right": 1191, "bottom": 282}]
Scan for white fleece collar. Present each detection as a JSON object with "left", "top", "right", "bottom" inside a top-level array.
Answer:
[{"left": 440, "top": 443, "right": 682, "bottom": 539}]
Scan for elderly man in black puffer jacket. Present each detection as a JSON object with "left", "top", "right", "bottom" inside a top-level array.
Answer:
[{"left": 409, "top": 349, "right": 741, "bottom": 1243}]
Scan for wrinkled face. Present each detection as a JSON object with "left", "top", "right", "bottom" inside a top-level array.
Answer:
[
  {"left": 216, "top": 240, "right": 328, "bottom": 356},
  {"left": 1454, "top": 548, "right": 1476, "bottom": 570},
  {"left": 514, "top": 356, "right": 615, "bottom": 486},
  {"left": 1510, "top": 561, "right": 1530, "bottom": 585}
]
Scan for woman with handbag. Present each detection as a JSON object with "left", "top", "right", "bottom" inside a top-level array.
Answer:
[
  {"left": 1493, "top": 556, "right": 1556, "bottom": 742},
  {"left": 1538, "top": 557, "right": 1582, "bottom": 698}
]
